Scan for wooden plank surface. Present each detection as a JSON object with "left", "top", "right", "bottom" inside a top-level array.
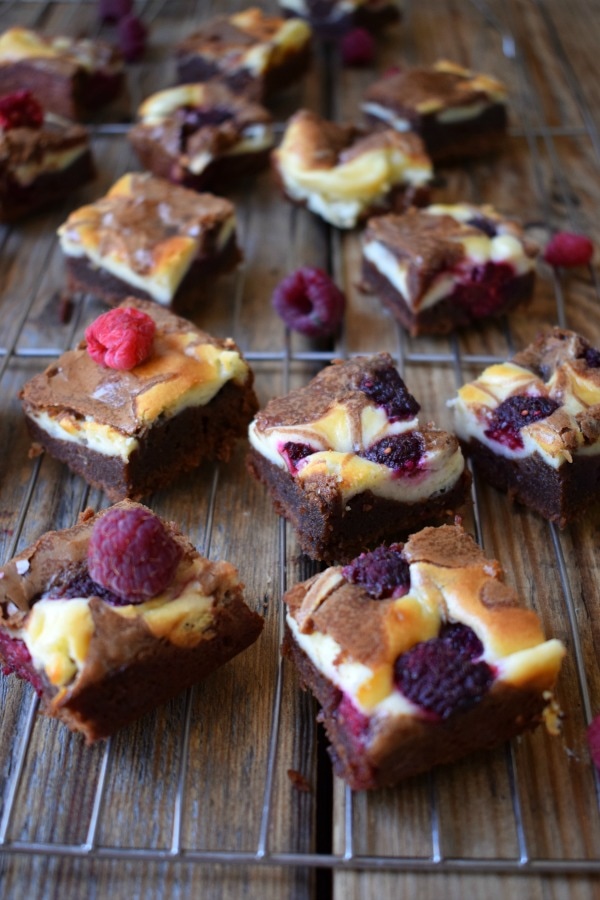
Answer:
[{"left": 0, "top": 1, "right": 599, "bottom": 898}]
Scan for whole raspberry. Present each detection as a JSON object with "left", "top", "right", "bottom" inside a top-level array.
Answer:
[
  {"left": 544, "top": 232, "right": 594, "bottom": 267},
  {"left": 118, "top": 14, "right": 148, "bottom": 62},
  {"left": 359, "top": 433, "right": 424, "bottom": 473},
  {"left": 98, "top": 0, "right": 133, "bottom": 22},
  {"left": 393, "top": 622, "right": 493, "bottom": 719},
  {"left": 342, "top": 543, "right": 410, "bottom": 599},
  {"left": 88, "top": 506, "right": 182, "bottom": 604},
  {"left": 588, "top": 715, "right": 600, "bottom": 771},
  {"left": 484, "top": 394, "right": 559, "bottom": 450},
  {"left": 340, "top": 27, "right": 376, "bottom": 67},
  {"left": 359, "top": 366, "right": 420, "bottom": 420},
  {"left": 0, "top": 91, "right": 44, "bottom": 130},
  {"left": 85, "top": 307, "right": 156, "bottom": 370},
  {"left": 272, "top": 267, "right": 345, "bottom": 338}
]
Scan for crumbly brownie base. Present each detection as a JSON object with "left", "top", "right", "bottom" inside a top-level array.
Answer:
[
  {"left": 247, "top": 448, "right": 470, "bottom": 563},
  {"left": 361, "top": 258, "right": 535, "bottom": 336},
  {"left": 25, "top": 379, "right": 258, "bottom": 502},
  {"left": 283, "top": 628, "right": 547, "bottom": 789},
  {"left": 461, "top": 437, "right": 600, "bottom": 526},
  {"left": 64, "top": 232, "right": 242, "bottom": 312},
  {"left": 0, "top": 63, "right": 123, "bottom": 121},
  {"left": 0, "top": 149, "right": 95, "bottom": 222}
]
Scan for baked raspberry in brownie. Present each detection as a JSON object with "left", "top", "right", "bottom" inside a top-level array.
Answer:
[
  {"left": 279, "top": 0, "right": 400, "bottom": 37},
  {"left": 0, "top": 501, "right": 263, "bottom": 741},
  {"left": 0, "top": 27, "right": 124, "bottom": 121},
  {"left": 283, "top": 524, "right": 565, "bottom": 788},
  {"left": 57, "top": 172, "right": 241, "bottom": 311},
  {"left": 20, "top": 299, "right": 258, "bottom": 501},
  {"left": 451, "top": 327, "right": 600, "bottom": 526},
  {"left": 0, "top": 91, "right": 94, "bottom": 221},
  {"left": 361, "top": 203, "right": 538, "bottom": 335},
  {"left": 272, "top": 109, "right": 432, "bottom": 230},
  {"left": 363, "top": 60, "right": 508, "bottom": 163},
  {"left": 247, "top": 353, "right": 470, "bottom": 562},
  {"left": 128, "top": 82, "right": 274, "bottom": 191},
  {"left": 175, "top": 8, "right": 312, "bottom": 102}
]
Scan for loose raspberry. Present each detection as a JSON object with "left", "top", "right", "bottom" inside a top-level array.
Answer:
[
  {"left": 588, "top": 715, "right": 600, "bottom": 771},
  {"left": 118, "top": 14, "right": 148, "bottom": 62},
  {"left": 85, "top": 307, "right": 156, "bottom": 370},
  {"left": 280, "top": 441, "right": 316, "bottom": 474},
  {"left": 484, "top": 394, "right": 559, "bottom": 450},
  {"left": 359, "top": 366, "right": 420, "bottom": 420},
  {"left": 342, "top": 542, "right": 410, "bottom": 599},
  {"left": 340, "top": 27, "right": 376, "bottom": 67},
  {"left": 98, "top": 0, "right": 133, "bottom": 22},
  {"left": 544, "top": 232, "right": 594, "bottom": 268},
  {"left": 272, "top": 267, "right": 345, "bottom": 338},
  {"left": 88, "top": 506, "right": 182, "bottom": 604},
  {"left": 0, "top": 91, "right": 44, "bottom": 131},
  {"left": 393, "top": 622, "right": 493, "bottom": 719},
  {"left": 359, "top": 433, "right": 424, "bottom": 474}
]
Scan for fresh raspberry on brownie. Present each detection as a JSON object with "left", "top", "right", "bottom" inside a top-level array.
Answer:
[
  {"left": 20, "top": 298, "right": 259, "bottom": 502},
  {"left": 0, "top": 501, "right": 263, "bottom": 741},
  {"left": 282, "top": 524, "right": 565, "bottom": 788},
  {"left": 272, "top": 109, "right": 432, "bottom": 229},
  {"left": 247, "top": 353, "right": 470, "bottom": 562},
  {"left": 450, "top": 327, "right": 600, "bottom": 525},
  {"left": 278, "top": 0, "right": 400, "bottom": 38},
  {"left": 361, "top": 203, "right": 538, "bottom": 335}
]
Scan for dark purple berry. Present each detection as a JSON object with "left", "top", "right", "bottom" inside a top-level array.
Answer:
[
  {"left": 340, "top": 27, "right": 376, "bottom": 67},
  {"left": 484, "top": 394, "right": 559, "bottom": 450},
  {"left": 452, "top": 262, "right": 514, "bottom": 318},
  {"left": 359, "top": 367, "right": 420, "bottom": 421},
  {"left": 98, "top": 0, "right": 133, "bottom": 22},
  {"left": 393, "top": 623, "right": 493, "bottom": 719},
  {"left": 280, "top": 441, "right": 316, "bottom": 474},
  {"left": 88, "top": 507, "right": 182, "bottom": 604},
  {"left": 44, "top": 568, "right": 129, "bottom": 607},
  {"left": 272, "top": 267, "right": 346, "bottom": 339},
  {"left": 359, "top": 433, "right": 424, "bottom": 474},
  {"left": 466, "top": 216, "right": 498, "bottom": 238},
  {"left": 118, "top": 14, "right": 148, "bottom": 62},
  {"left": 582, "top": 345, "right": 600, "bottom": 368},
  {"left": 342, "top": 543, "right": 410, "bottom": 599}
]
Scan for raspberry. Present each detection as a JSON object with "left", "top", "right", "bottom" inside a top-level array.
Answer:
[
  {"left": 0, "top": 91, "right": 44, "bottom": 130},
  {"left": 118, "top": 14, "right": 148, "bottom": 62},
  {"left": 393, "top": 622, "right": 493, "bottom": 719},
  {"left": 0, "top": 631, "right": 45, "bottom": 695},
  {"left": 359, "top": 433, "right": 424, "bottom": 474},
  {"left": 178, "top": 105, "right": 233, "bottom": 133},
  {"left": 45, "top": 566, "right": 127, "bottom": 606},
  {"left": 466, "top": 215, "right": 498, "bottom": 238},
  {"left": 272, "top": 267, "right": 345, "bottom": 338},
  {"left": 544, "top": 232, "right": 594, "bottom": 267},
  {"left": 583, "top": 345, "right": 600, "bottom": 368},
  {"left": 88, "top": 507, "right": 182, "bottom": 604},
  {"left": 588, "top": 715, "right": 600, "bottom": 771},
  {"left": 484, "top": 394, "right": 559, "bottom": 450},
  {"left": 280, "top": 441, "right": 316, "bottom": 474},
  {"left": 452, "top": 262, "right": 514, "bottom": 318},
  {"left": 359, "top": 366, "right": 420, "bottom": 420},
  {"left": 85, "top": 307, "right": 156, "bottom": 370},
  {"left": 342, "top": 542, "right": 410, "bottom": 599},
  {"left": 98, "top": 0, "right": 133, "bottom": 22},
  {"left": 340, "top": 27, "right": 376, "bottom": 67},
  {"left": 335, "top": 695, "right": 370, "bottom": 742}
]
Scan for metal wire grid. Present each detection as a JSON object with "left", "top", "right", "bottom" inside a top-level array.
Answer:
[{"left": 0, "top": 0, "right": 597, "bottom": 881}]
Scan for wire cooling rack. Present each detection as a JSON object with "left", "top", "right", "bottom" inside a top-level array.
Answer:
[{"left": 0, "top": 0, "right": 599, "bottom": 895}]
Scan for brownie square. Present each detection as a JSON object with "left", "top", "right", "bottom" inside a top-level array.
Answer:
[
  {"left": 363, "top": 60, "right": 508, "bottom": 163},
  {"left": 272, "top": 109, "right": 432, "bottom": 229},
  {"left": 20, "top": 298, "right": 259, "bottom": 501},
  {"left": 129, "top": 82, "right": 274, "bottom": 192},
  {"left": 247, "top": 353, "right": 470, "bottom": 562},
  {"left": 57, "top": 172, "right": 241, "bottom": 311},
  {"left": 0, "top": 501, "right": 264, "bottom": 741},
  {"left": 0, "top": 27, "right": 124, "bottom": 121},
  {"left": 279, "top": 0, "right": 400, "bottom": 37},
  {"left": 361, "top": 203, "right": 538, "bottom": 335},
  {"left": 283, "top": 525, "right": 565, "bottom": 789},
  {"left": 451, "top": 327, "right": 600, "bottom": 526},
  {"left": 175, "top": 8, "right": 312, "bottom": 102}
]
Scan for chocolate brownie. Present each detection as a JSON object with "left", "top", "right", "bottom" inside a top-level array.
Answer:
[
  {"left": 0, "top": 27, "right": 124, "bottom": 121},
  {"left": 279, "top": 0, "right": 400, "bottom": 37},
  {"left": 283, "top": 524, "right": 565, "bottom": 788},
  {"left": 451, "top": 327, "right": 600, "bottom": 525},
  {"left": 0, "top": 501, "right": 263, "bottom": 741},
  {"left": 57, "top": 172, "right": 241, "bottom": 311},
  {"left": 362, "top": 203, "right": 538, "bottom": 335},
  {"left": 20, "top": 299, "right": 259, "bottom": 502},
  {"left": 273, "top": 109, "right": 432, "bottom": 229},
  {"left": 363, "top": 60, "right": 508, "bottom": 163},
  {"left": 129, "top": 82, "right": 274, "bottom": 191},
  {"left": 247, "top": 353, "right": 470, "bottom": 562}
]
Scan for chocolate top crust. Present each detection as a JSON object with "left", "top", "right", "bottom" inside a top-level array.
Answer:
[
  {"left": 512, "top": 326, "right": 600, "bottom": 381},
  {"left": 364, "top": 59, "right": 507, "bottom": 117},
  {"left": 20, "top": 297, "right": 251, "bottom": 435},
  {"left": 0, "top": 116, "right": 89, "bottom": 169},
  {"left": 0, "top": 26, "right": 123, "bottom": 78},
  {"left": 176, "top": 8, "right": 308, "bottom": 64}
]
